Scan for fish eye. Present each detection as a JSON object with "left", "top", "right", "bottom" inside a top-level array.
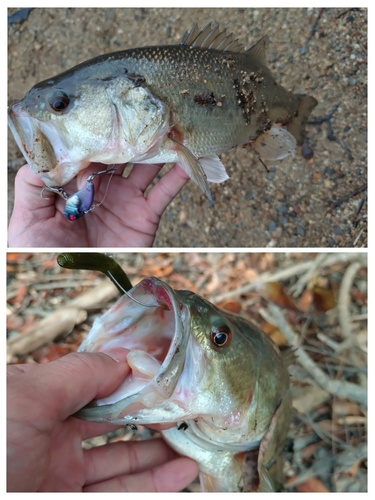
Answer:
[
  {"left": 49, "top": 92, "right": 70, "bottom": 113},
  {"left": 211, "top": 324, "right": 232, "bottom": 347}
]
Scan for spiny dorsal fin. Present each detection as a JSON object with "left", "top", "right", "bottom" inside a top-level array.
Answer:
[
  {"left": 180, "top": 22, "right": 246, "bottom": 53},
  {"left": 245, "top": 35, "right": 269, "bottom": 64},
  {"left": 281, "top": 346, "right": 296, "bottom": 367}
]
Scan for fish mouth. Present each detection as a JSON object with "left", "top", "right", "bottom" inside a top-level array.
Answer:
[
  {"left": 76, "top": 277, "right": 192, "bottom": 425},
  {"left": 8, "top": 101, "right": 40, "bottom": 165},
  {"left": 8, "top": 100, "right": 81, "bottom": 185}
]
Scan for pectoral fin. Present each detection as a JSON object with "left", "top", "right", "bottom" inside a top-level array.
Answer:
[
  {"left": 169, "top": 137, "right": 213, "bottom": 200},
  {"left": 256, "top": 392, "right": 292, "bottom": 492}
]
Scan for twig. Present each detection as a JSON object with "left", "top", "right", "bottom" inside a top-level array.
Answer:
[
  {"left": 337, "top": 261, "right": 364, "bottom": 340},
  {"left": 262, "top": 303, "right": 367, "bottom": 406},
  {"left": 337, "top": 260, "right": 367, "bottom": 389},
  {"left": 286, "top": 443, "right": 367, "bottom": 487},
  {"left": 317, "top": 333, "right": 352, "bottom": 354},
  {"left": 30, "top": 280, "right": 101, "bottom": 291},
  {"left": 308, "top": 104, "right": 353, "bottom": 160},
  {"left": 289, "top": 254, "right": 328, "bottom": 297},
  {"left": 331, "top": 183, "right": 367, "bottom": 210},
  {"left": 212, "top": 253, "right": 367, "bottom": 303},
  {"left": 353, "top": 227, "right": 365, "bottom": 246},
  {"left": 336, "top": 8, "right": 361, "bottom": 19},
  {"left": 297, "top": 413, "right": 348, "bottom": 448},
  {"left": 306, "top": 8, "right": 325, "bottom": 45},
  {"left": 7, "top": 281, "right": 118, "bottom": 361},
  {"left": 7, "top": 308, "right": 87, "bottom": 362},
  {"left": 353, "top": 196, "right": 367, "bottom": 228},
  {"left": 211, "top": 261, "right": 314, "bottom": 302}
]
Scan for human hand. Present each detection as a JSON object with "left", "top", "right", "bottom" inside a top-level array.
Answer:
[
  {"left": 8, "top": 162, "right": 189, "bottom": 247},
  {"left": 7, "top": 349, "right": 198, "bottom": 492}
]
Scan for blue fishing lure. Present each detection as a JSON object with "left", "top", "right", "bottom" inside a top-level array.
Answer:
[
  {"left": 41, "top": 166, "right": 116, "bottom": 221},
  {"left": 63, "top": 182, "right": 95, "bottom": 221}
]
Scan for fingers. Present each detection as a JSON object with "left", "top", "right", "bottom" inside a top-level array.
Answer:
[
  {"left": 13, "top": 164, "right": 51, "bottom": 207},
  {"left": 146, "top": 163, "right": 190, "bottom": 215},
  {"left": 51, "top": 349, "right": 131, "bottom": 419},
  {"left": 10, "top": 165, "right": 56, "bottom": 224},
  {"left": 85, "top": 452, "right": 198, "bottom": 492},
  {"left": 126, "top": 163, "right": 164, "bottom": 192},
  {"left": 84, "top": 437, "right": 176, "bottom": 485},
  {"left": 8, "top": 165, "right": 61, "bottom": 246},
  {"left": 7, "top": 349, "right": 130, "bottom": 427}
]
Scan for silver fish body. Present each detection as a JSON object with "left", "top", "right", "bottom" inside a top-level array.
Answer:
[
  {"left": 8, "top": 23, "right": 317, "bottom": 199},
  {"left": 76, "top": 276, "right": 292, "bottom": 492}
]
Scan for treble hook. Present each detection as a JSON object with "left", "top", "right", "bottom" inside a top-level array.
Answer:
[{"left": 41, "top": 185, "right": 69, "bottom": 200}]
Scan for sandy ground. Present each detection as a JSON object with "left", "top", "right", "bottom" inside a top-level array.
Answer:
[{"left": 7, "top": 7, "right": 367, "bottom": 248}]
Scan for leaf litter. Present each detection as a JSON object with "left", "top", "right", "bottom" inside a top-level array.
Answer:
[{"left": 6, "top": 252, "right": 367, "bottom": 492}]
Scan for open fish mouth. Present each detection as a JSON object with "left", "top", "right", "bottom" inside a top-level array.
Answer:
[{"left": 76, "top": 277, "right": 192, "bottom": 425}]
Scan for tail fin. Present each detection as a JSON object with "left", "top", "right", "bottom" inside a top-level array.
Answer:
[{"left": 287, "top": 95, "right": 318, "bottom": 145}]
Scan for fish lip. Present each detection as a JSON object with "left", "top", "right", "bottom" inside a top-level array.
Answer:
[
  {"left": 76, "top": 277, "right": 190, "bottom": 423},
  {"left": 8, "top": 101, "right": 36, "bottom": 161},
  {"left": 8, "top": 100, "right": 74, "bottom": 184}
]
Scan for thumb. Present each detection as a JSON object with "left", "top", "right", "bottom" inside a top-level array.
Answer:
[
  {"left": 49, "top": 349, "right": 131, "bottom": 420},
  {"left": 13, "top": 164, "right": 54, "bottom": 211},
  {"left": 7, "top": 349, "right": 130, "bottom": 426}
]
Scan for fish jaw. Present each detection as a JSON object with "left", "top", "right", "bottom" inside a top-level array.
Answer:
[
  {"left": 76, "top": 277, "right": 195, "bottom": 425},
  {"left": 8, "top": 99, "right": 88, "bottom": 185}
]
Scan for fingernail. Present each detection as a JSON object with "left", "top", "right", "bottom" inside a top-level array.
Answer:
[{"left": 103, "top": 347, "right": 130, "bottom": 363}]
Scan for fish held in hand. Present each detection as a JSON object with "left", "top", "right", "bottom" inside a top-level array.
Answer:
[
  {"left": 76, "top": 276, "right": 293, "bottom": 492},
  {"left": 8, "top": 23, "right": 317, "bottom": 200}
]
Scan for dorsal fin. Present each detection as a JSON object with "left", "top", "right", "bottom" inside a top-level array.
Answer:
[
  {"left": 179, "top": 23, "right": 246, "bottom": 53},
  {"left": 281, "top": 346, "right": 296, "bottom": 367},
  {"left": 245, "top": 35, "right": 269, "bottom": 64}
]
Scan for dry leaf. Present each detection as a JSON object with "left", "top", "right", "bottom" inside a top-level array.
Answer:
[
  {"left": 311, "top": 285, "right": 336, "bottom": 312},
  {"left": 216, "top": 298, "right": 242, "bottom": 314},
  {"left": 297, "top": 289, "right": 314, "bottom": 312},
  {"left": 258, "top": 282, "right": 297, "bottom": 310},
  {"left": 296, "top": 477, "right": 329, "bottom": 492}
]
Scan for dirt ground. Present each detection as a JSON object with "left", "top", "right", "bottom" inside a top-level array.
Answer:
[{"left": 7, "top": 8, "right": 367, "bottom": 248}]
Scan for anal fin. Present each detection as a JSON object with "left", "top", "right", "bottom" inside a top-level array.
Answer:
[{"left": 199, "top": 155, "right": 229, "bottom": 183}]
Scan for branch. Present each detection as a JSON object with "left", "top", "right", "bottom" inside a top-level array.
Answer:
[
  {"left": 262, "top": 303, "right": 367, "bottom": 407},
  {"left": 7, "top": 281, "right": 118, "bottom": 362}
]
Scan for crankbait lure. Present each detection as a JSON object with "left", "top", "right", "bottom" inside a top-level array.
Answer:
[
  {"left": 63, "top": 167, "right": 116, "bottom": 221},
  {"left": 41, "top": 166, "right": 116, "bottom": 221}
]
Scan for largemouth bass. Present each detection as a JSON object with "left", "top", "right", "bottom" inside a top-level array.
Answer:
[
  {"left": 75, "top": 273, "right": 293, "bottom": 492},
  {"left": 8, "top": 23, "right": 317, "bottom": 200}
]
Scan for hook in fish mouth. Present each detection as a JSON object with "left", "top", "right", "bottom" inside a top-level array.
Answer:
[{"left": 76, "top": 277, "right": 191, "bottom": 425}]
